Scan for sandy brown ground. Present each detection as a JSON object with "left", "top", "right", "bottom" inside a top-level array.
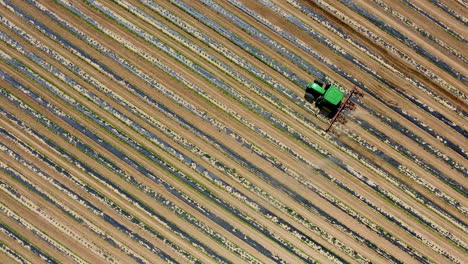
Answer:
[{"left": 0, "top": 0, "right": 466, "bottom": 263}]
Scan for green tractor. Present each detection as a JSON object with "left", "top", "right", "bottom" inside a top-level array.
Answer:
[
  {"left": 304, "top": 79, "right": 363, "bottom": 132},
  {"left": 305, "top": 80, "right": 345, "bottom": 118}
]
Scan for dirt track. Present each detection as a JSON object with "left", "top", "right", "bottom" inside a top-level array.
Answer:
[{"left": 0, "top": 0, "right": 466, "bottom": 263}]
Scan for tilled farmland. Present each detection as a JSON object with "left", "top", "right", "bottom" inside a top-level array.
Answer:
[{"left": 0, "top": 0, "right": 466, "bottom": 263}]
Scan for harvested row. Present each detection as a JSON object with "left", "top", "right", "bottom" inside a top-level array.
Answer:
[
  {"left": 421, "top": 0, "right": 468, "bottom": 29},
  {"left": 283, "top": 0, "right": 466, "bottom": 105}
]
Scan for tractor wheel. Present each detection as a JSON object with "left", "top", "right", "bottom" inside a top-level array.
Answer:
[
  {"left": 304, "top": 93, "right": 315, "bottom": 103},
  {"left": 313, "top": 79, "right": 324, "bottom": 87}
]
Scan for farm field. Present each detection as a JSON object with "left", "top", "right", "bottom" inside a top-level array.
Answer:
[{"left": 0, "top": 0, "right": 466, "bottom": 263}]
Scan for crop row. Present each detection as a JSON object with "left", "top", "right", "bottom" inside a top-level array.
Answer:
[
  {"left": 75, "top": 0, "right": 467, "bottom": 233},
  {"left": 1, "top": 0, "right": 464, "bottom": 262},
  {"left": 0, "top": 240, "right": 32, "bottom": 264},
  {"left": 0, "top": 147, "right": 156, "bottom": 264},
  {"left": 284, "top": 0, "right": 466, "bottom": 115},
  {"left": 25, "top": 0, "right": 468, "bottom": 256},
  {"left": 353, "top": 101, "right": 466, "bottom": 176},
  {"left": 0, "top": 18, "right": 393, "bottom": 262},
  {"left": 0, "top": 82, "right": 249, "bottom": 263},
  {"left": 426, "top": 0, "right": 468, "bottom": 26},
  {"left": 0, "top": 221, "right": 58, "bottom": 264},
  {"left": 0, "top": 128, "right": 207, "bottom": 264},
  {"left": 1, "top": 141, "right": 200, "bottom": 264},
  {"left": 0, "top": 199, "right": 87, "bottom": 264},
  {"left": 346, "top": 115, "right": 467, "bottom": 207},
  {"left": 371, "top": 0, "right": 466, "bottom": 62},
  {"left": 220, "top": 0, "right": 467, "bottom": 156},
  {"left": 169, "top": 0, "right": 467, "bottom": 189},
  {"left": 335, "top": 0, "right": 465, "bottom": 82},
  {"left": 0, "top": 12, "right": 404, "bottom": 264}
]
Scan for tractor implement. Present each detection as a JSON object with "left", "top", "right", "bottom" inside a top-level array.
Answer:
[
  {"left": 304, "top": 80, "right": 363, "bottom": 133},
  {"left": 326, "top": 86, "right": 359, "bottom": 132}
]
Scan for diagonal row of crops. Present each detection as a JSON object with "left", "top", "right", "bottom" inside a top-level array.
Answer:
[{"left": 0, "top": 0, "right": 466, "bottom": 263}]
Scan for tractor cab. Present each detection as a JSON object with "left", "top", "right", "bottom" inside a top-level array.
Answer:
[{"left": 304, "top": 80, "right": 344, "bottom": 117}]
